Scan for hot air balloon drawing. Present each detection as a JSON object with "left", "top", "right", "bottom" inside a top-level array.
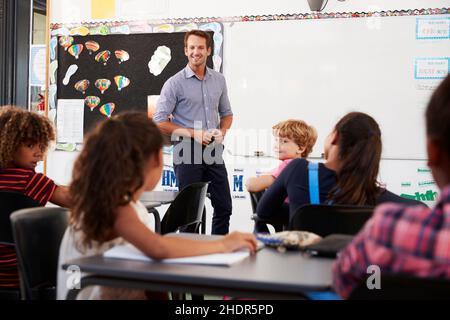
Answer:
[
  {"left": 99, "top": 103, "right": 115, "bottom": 118},
  {"left": 114, "top": 50, "right": 129, "bottom": 64},
  {"left": 95, "top": 79, "right": 111, "bottom": 94},
  {"left": 74, "top": 79, "right": 89, "bottom": 94},
  {"left": 68, "top": 44, "right": 83, "bottom": 59},
  {"left": 58, "top": 36, "right": 74, "bottom": 51},
  {"left": 95, "top": 50, "right": 111, "bottom": 65},
  {"left": 85, "top": 41, "right": 100, "bottom": 55},
  {"left": 114, "top": 76, "right": 130, "bottom": 91},
  {"left": 84, "top": 96, "right": 100, "bottom": 111}
]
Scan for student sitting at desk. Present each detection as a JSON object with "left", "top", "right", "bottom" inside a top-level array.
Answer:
[
  {"left": 333, "top": 74, "right": 450, "bottom": 299},
  {"left": 256, "top": 112, "right": 419, "bottom": 224},
  {"left": 57, "top": 112, "right": 257, "bottom": 300},
  {"left": 0, "top": 106, "right": 71, "bottom": 292},
  {"left": 0, "top": 106, "right": 71, "bottom": 206},
  {"left": 245, "top": 119, "right": 317, "bottom": 193},
  {"left": 246, "top": 119, "right": 316, "bottom": 232}
]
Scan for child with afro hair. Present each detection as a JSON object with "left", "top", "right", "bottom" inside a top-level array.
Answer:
[
  {"left": 0, "top": 105, "right": 71, "bottom": 292},
  {"left": 0, "top": 105, "right": 71, "bottom": 207}
]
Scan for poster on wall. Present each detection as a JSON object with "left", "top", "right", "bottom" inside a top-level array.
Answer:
[{"left": 30, "top": 45, "right": 46, "bottom": 86}]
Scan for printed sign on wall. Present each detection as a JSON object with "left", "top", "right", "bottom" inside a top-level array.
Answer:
[
  {"left": 416, "top": 17, "right": 450, "bottom": 39},
  {"left": 415, "top": 58, "right": 449, "bottom": 79}
]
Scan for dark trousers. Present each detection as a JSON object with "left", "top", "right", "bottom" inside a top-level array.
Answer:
[{"left": 173, "top": 140, "right": 232, "bottom": 235}]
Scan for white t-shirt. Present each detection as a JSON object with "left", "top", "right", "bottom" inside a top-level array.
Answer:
[{"left": 56, "top": 201, "right": 152, "bottom": 300}]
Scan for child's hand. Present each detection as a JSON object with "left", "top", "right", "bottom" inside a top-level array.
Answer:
[{"left": 222, "top": 231, "right": 258, "bottom": 254}]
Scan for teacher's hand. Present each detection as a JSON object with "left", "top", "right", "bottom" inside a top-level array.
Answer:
[
  {"left": 210, "top": 129, "right": 224, "bottom": 144},
  {"left": 193, "top": 130, "right": 213, "bottom": 145}
]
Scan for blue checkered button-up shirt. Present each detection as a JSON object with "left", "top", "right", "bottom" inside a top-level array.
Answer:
[{"left": 154, "top": 65, "right": 232, "bottom": 131}]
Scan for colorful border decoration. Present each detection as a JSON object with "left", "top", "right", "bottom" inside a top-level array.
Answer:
[
  {"left": 50, "top": 8, "right": 450, "bottom": 33},
  {"left": 416, "top": 17, "right": 450, "bottom": 39},
  {"left": 414, "top": 57, "right": 450, "bottom": 80}
]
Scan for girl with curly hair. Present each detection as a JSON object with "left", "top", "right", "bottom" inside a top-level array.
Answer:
[
  {"left": 0, "top": 105, "right": 71, "bottom": 292},
  {"left": 57, "top": 112, "right": 257, "bottom": 300},
  {"left": 0, "top": 105, "right": 71, "bottom": 206}
]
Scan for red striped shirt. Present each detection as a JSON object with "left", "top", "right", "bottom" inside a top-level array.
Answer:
[
  {"left": 0, "top": 244, "right": 19, "bottom": 289},
  {"left": 0, "top": 168, "right": 56, "bottom": 206},
  {"left": 0, "top": 168, "right": 57, "bottom": 290}
]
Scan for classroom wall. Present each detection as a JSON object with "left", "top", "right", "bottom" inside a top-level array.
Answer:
[
  {"left": 50, "top": 0, "right": 450, "bottom": 22},
  {"left": 47, "top": 0, "right": 444, "bottom": 233}
]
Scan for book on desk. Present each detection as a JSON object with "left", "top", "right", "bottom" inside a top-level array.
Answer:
[{"left": 104, "top": 241, "right": 264, "bottom": 267}]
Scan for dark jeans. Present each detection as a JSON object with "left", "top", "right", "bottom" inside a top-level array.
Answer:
[{"left": 173, "top": 139, "right": 232, "bottom": 235}]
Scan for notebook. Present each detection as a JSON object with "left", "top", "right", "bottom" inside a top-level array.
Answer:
[
  {"left": 104, "top": 244, "right": 254, "bottom": 267},
  {"left": 303, "top": 234, "right": 354, "bottom": 258}
]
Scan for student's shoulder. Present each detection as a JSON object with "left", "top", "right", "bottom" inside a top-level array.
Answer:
[
  {"left": 371, "top": 197, "right": 426, "bottom": 228},
  {"left": 378, "top": 189, "right": 426, "bottom": 207},
  {"left": 0, "top": 167, "right": 35, "bottom": 178},
  {"left": 116, "top": 201, "right": 144, "bottom": 221},
  {"left": 284, "top": 158, "right": 309, "bottom": 172},
  {"left": 1, "top": 167, "right": 34, "bottom": 173},
  {"left": 31, "top": 170, "right": 54, "bottom": 181},
  {"left": 368, "top": 201, "right": 429, "bottom": 242},
  {"left": 286, "top": 158, "right": 308, "bottom": 165}
]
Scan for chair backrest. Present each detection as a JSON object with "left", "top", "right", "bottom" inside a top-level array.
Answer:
[
  {"left": 160, "top": 182, "right": 209, "bottom": 235},
  {"left": 288, "top": 204, "right": 374, "bottom": 237},
  {"left": 380, "top": 189, "right": 428, "bottom": 207},
  {"left": 249, "top": 191, "right": 265, "bottom": 214},
  {"left": 348, "top": 274, "right": 450, "bottom": 300},
  {"left": 0, "top": 191, "right": 40, "bottom": 243},
  {"left": 10, "top": 207, "right": 69, "bottom": 300}
]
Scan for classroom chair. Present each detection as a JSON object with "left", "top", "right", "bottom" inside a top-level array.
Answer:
[
  {"left": 0, "top": 191, "right": 40, "bottom": 300},
  {"left": 150, "top": 182, "right": 209, "bottom": 235},
  {"left": 288, "top": 204, "right": 375, "bottom": 237},
  {"left": 249, "top": 191, "right": 286, "bottom": 233},
  {"left": 147, "top": 182, "right": 209, "bottom": 301},
  {"left": 348, "top": 274, "right": 450, "bottom": 300},
  {"left": 10, "top": 207, "right": 68, "bottom": 300}
]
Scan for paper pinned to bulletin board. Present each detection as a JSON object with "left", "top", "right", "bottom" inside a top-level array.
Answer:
[{"left": 91, "top": 0, "right": 116, "bottom": 20}]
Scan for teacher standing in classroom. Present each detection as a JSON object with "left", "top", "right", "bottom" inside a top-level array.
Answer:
[{"left": 154, "top": 30, "right": 233, "bottom": 235}]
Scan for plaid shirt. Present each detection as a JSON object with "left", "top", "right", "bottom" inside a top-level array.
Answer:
[{"left": 333, "top": 185, "right": 450, "bottom": 299}]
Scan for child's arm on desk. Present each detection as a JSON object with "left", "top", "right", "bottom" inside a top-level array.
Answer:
[{"left": 114, "top": 204, "right": 258, "bottom": 259}]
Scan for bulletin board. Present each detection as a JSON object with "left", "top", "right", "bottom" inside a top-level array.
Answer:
[{"left": 49, "top": 22, "right": 222, "bottom": 148}]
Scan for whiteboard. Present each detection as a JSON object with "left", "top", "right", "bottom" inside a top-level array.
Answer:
[{"left": 222, "top": 15, "right": 450, "bottom": 160}]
